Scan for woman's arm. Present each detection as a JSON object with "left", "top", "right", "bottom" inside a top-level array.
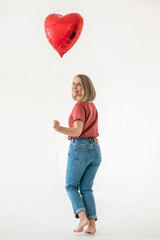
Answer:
[{"left": 53, "top": 119, "right": 84, "bottom": 137}]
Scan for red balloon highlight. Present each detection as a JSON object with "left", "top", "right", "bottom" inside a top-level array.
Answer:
[{"left": 44, "top": 13, "right": 84, "bottom": 57}]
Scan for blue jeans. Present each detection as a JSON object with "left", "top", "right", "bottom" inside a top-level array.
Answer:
[{"left": 65, "top": 137, "right": 102, "bottom": 221}]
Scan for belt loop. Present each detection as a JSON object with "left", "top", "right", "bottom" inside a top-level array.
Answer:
[
  {"left": 73, "top": 138, "right": 75, "bottom": 143},
  {"left": 88, "top": 138, "right": 91, "bottom": 143}
]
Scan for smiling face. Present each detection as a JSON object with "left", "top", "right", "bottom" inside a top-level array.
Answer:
[{"left": 72, "top": 77, "right": 83, "bottom": 101}]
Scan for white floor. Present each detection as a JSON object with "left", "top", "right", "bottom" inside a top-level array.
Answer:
[
  {"left": 1, "top": 198, "right": 160, "bottom": 240},
  {"left": 0, "top": 223, "right": 160, "bottom": 240}
]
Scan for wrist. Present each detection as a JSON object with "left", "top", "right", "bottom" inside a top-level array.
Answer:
[{"left": 57, "top": 126, "right": 61, "bottom": 132}]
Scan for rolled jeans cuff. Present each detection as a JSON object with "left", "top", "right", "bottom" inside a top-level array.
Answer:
[
  {"left": 75, "top": 208, "right": 86, "bottom": 218},
  {"left": 88, "top": 215, "right": 98, "bottom": 221}
]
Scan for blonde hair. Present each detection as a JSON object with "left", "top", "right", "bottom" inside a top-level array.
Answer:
[{"left": 72, "top": 74, "right": 96, "bottom": 102}]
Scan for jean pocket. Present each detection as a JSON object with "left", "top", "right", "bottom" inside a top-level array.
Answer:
[
  {"left": 95, "top": 146, "right": 102, "bottom": 162},
  {"left": 76, "top": 148, "right": 90, "bottom": 164}
]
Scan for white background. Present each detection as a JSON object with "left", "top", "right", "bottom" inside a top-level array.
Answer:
[{"left": 0, "top": 0, "right": 160, "bottom": 239}]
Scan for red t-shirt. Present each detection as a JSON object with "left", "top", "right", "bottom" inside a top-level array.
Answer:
[{"left": 68, "top": 100, "right": 99, "bottom": 140}]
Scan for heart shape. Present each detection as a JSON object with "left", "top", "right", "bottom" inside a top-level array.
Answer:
[{"left": 44, "top": 13, "right": 84, "bottom": 57}]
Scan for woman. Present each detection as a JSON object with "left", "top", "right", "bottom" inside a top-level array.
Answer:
[{"left": 53, "top": 74, "right": 102, "bottom": 234}]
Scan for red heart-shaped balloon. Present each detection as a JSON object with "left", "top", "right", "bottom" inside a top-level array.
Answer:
[{"left": 44, "top": 13, "right": 84, "bottom": 57}]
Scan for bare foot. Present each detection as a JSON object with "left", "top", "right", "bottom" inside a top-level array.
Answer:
[
  {"left": 74, "top": 217, "right": 89, "bottom": 232},
  {"left": 84, "top": 225, "right": 96, "bottom": 234}
]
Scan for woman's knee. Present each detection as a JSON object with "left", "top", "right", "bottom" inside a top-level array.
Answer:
[
  {"left": 80, "top": 185, "right": 93, "bottom": 194},
  {"left": 65, "top": 184, "right": 78, "bottom": 192}
]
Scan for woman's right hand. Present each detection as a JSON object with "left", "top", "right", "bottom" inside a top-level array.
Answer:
[{"left": 53, "top": 120, "right": 60, "bottom": 131}]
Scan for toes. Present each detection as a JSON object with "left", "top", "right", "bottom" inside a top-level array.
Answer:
[{"left": 74, "top": 227, "right": 83, "bottom": 232}]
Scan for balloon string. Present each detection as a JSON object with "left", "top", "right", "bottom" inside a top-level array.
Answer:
[
  {"left": 52, "top": 58, "right": 74, "bottom": 204},
  {"left": 52, "top": 58, "right": 67, "bottom": 204}
]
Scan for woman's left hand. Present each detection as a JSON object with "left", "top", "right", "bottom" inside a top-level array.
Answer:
[{"left": 53, "top": 120, "right": 60, "bottom": 131}]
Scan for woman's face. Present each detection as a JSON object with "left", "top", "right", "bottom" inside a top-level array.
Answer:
[{"left": 72, "top": 77, "right": 83, "bottom": 100}]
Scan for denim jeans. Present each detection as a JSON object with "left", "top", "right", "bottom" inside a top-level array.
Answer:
[{"left": 65, "top": 137, "right": 102, "bottom": 221}]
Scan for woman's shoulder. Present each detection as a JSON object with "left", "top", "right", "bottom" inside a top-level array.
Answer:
[
  {"left": 74, "top": 101, "right": 87, "bottom": 107},
  {"left": 73, "top": 101, "right": 86, "bottom": 110},
  {"left": 75, "top": 101, "right": 97, "bottom": 111}
]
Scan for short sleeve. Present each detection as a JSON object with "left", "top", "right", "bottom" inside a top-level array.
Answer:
[{"left": 72, "top": 103, "right": 86, "bottom": 122}]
